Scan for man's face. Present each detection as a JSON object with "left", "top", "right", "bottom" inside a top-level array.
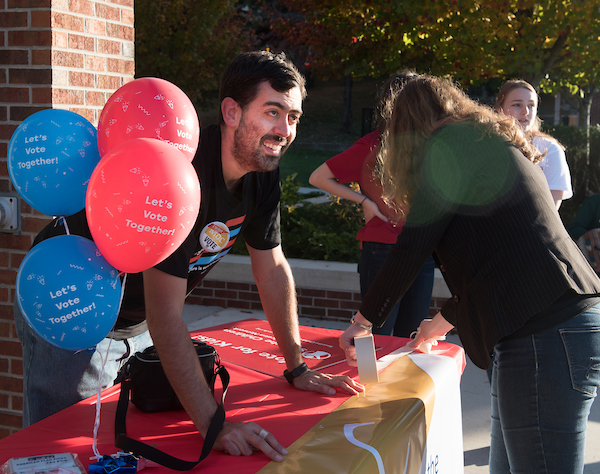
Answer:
[{"left": 231, "top": 81, "right": 303, "bottom": 172}]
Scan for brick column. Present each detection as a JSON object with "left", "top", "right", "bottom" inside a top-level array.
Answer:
[{"left": 0, "top": 0, "right": 134, "bottom": 438}]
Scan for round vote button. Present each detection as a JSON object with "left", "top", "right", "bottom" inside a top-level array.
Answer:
[{"left": 199, "top": 221, "right": 230, "bottom": 252}]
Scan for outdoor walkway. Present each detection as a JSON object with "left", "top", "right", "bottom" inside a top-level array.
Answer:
[{"left": 182, "top": 303, "right": 600, "bottom": 473}]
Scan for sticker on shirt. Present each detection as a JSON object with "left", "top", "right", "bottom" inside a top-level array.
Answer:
[{"left": 200, "top": 221, "right": 231, "bottom": 252}]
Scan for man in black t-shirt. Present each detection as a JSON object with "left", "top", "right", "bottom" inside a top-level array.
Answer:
[{"left": 15, "top": 51, "right": 363, "bottom": 461}]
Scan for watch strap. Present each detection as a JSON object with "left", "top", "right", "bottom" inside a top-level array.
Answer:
[{"left": 283, "top": 362, "right": 309, "bottom": 384}]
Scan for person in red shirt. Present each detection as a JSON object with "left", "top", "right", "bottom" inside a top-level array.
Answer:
[{"left": 310, "top": 72, "right": 434, "bottom": 337}]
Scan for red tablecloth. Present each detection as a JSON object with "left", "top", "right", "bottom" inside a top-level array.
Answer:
[{"left": 0, "top": 319, "right": 465, "bottom": 473}]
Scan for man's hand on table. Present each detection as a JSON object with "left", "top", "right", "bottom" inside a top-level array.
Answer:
[
  {"left": 293, "top": 370, "right": 364, "bottom": 395},
  {"left": 215, "top": 421, "right": 288, "bottom": 462}
]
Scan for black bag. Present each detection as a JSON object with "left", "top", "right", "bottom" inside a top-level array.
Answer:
[{"left": 115, "top": 340, "right": 230, "bottom": 471}]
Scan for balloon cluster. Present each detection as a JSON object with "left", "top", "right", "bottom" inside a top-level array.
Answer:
[{"left": 10, "top": 78, "right": 201, "bottom": 350}]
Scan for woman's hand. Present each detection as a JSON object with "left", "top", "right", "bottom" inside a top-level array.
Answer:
[
  {"left": 408, "top": 312, "right": 454, "bottom": 352},
  {"left": 362, "top": 197, "right": 388, "bottom": 224},
  {"left": 339, "top": 312, "right": 373, "bottom": 367}
]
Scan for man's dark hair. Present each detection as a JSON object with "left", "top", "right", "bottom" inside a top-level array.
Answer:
[{"left": 218, "top": 50, "right": 306, "bottom": 124}]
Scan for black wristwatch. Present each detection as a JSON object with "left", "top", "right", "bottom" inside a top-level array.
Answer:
[{"left": 283, "top": 362, "right": 310, "bottom": 384}]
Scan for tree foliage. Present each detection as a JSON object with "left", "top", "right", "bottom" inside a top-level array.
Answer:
[
  {"left": 135, "top": 0, "right": 255, "bottom": 106},
  {"left": 270, "top": 1, "right": 599, "bottom": 89}
]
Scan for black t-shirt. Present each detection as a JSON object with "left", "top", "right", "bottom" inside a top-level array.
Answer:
[{"left": 33, "top": 125, "right": 281, "bottom": 338}]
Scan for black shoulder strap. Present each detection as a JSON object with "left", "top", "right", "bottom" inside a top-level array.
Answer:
[{"left": 115, "top": 365, "right": 230, "bottom": 471}]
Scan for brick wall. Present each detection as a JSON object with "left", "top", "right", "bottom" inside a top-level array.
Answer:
[
  {"left": 0, "top": 0, "right": 134, "bottom": 439},
  {"left": 188, "top": 277, "right": 446, "bottom": 324}
]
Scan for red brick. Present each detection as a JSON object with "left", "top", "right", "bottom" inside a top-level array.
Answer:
[
  {"left": 31, "top": 10, "right": 51, "bottom": 28},
  {"left": 52, "top": 88, "right": 84, "bottom": 105},
  {"left": 106, "top": 23, "right": 133, "bottom": 41},
  {"left": 0, "top": 11, "right": 28, "bottom": 28},
  {"left": 0, "top": 234, "right": 31, "bottom": 252},
  {"left": 0, "top": 269, "right": 16, "bottom": 286},
  {"left": 203, "top": 281, "right": 226, "bottom": 289},
  {"left": 12, "top": 394, "right": 23, "bottom": 411},
  {"left": 0, "top": 50, "right": 28, "bottom": 66},
  {"left": 238, "top": 291, "right": 261, "bottom": 302},
  {"left": 0, "top": 394, "right": 8, "bottom": 409},
  {"left": 7, "top": 0, "right": 50, "bottom": 7},
  {"left": 0, "top": 288, "right": 9, "bottom": 303},
  {"left": 214, "top": 289, "right": 238, "bottom": 299},
  {"left": 0, "top": 107, "right": 6, "bottom": 121},
  {"left": 85, "top": 55, "right": 105, "bottom": 72},
  {"left": 107, "top": 57, "right": 133, "bottom": 75},
  {"left": 326, "top": 290, "right": 353, "bottom": 300},
  {"left": 0, "top": 125, "right": 18, "bottom": 141},
  {"left": 68, "top": 33, "right": 94, "bottom": 52},
  {"left": 52, "top": 30, "right": 68, "bottom": 48},
  {"left": 122, "top": 7, "right": 134, "bottom": 25},
  {"left": 340, "top": 300, "right": 361, "bottom": 310},
  {"left": 97, "top": 74, "right": 121, "bottom": 90},
  {"left": 297, "top": 288, "right": 327, "bottom": 298},
  {"left": 8, "top": 30, "right": 51, "bottom": 47},
  {"left": 31, "top": 86, "right": 51, "bottom": 104},
  {"left": 227, "top": 282, "right": 250, "bottom": 291},
  {"left": 314, "top": 298, "right": 339, "bottom": 308},
  {"left": 0, "top": 87, "right": 29, "bottom": 103},
  {"left": 0, "top": 357, "right": 8, "bottom": 372},
  {"left": 86, "top": 18, "right": 106, "bottom": 35},
  {"left": 97, "top": 4, "right": 120, "bottom": 21},
  {"left": 300, "top": 306, "right": 326, "bottom": 317},
  {"left": 0, "top": 374, "right": 21, "bottom": 392},
  {"left": 297, "top": 296, "right": 312, "bottom": 305},
  {"left": 107, "top": 0, "right": 133, "bottom": 7},
  {"left": 69, "top": 70, "right": 94, "bottom": 87},
  {"left": 250, "top": 302, "right": 264, "bottom": 310},
  {"left": 0, "top": 411, "right": 23, "bottom": 429},
  {"left": 52, "top": 50, "right": 84, "bottom": 68},
  {"left": 69, "top": 0, "right": 94, "bottom": 16},
  {"left": 9, "top": 68, "right": 51, "bottom": 86},
  {"left": 97, "top": 38, "right": 121, "bottom": 55},
  {"left": 68, "top": 107, "right": 94, "bottom": 124},
  {"left": 11, "top": 358, "right": 22, "bottom": 377},
  {"left": 32, "top": 49, "right": 51, "bottom": 66},
  {"left": 0, "top": 253, "right": 10, "bottom": 270},
  {"left": 51, "top": 13, "right": 84, "bottom": 33},
  {"left": 85, "top": 91, "right": 105, "bottom": 106}
]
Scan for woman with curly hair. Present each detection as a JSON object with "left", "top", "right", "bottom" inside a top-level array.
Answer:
[{"left": 340, "top": 75, "right": 600, "bottom": 473}]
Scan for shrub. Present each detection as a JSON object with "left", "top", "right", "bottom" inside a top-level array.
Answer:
[{"left": 230, "top": 174, "right": 363, "bottom": 263}]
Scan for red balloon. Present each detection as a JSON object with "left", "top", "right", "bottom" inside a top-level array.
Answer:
[
  {"left": 98, "top": 77, "right": 199, "bottom": 162},
  {"left": 86, "top": 138, "right": 201, "bottom": 273}
]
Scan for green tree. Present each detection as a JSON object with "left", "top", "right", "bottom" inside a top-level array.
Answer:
[
  {"left": 270, "top": 1, "right": 600, "bottom": 130},
  {"left": 135, "top": 0, "right": 256, "bottom": 106}
]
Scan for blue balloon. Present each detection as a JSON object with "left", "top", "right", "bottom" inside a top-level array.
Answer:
[
  {"left": 16, "top": 234, "right": 122, "bottom": 351},
  {"left": 8, "top": 109, "right": 101, "bottom": 216}
]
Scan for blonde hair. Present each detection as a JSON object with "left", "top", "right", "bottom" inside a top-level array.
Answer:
[
  {"left": 496, "top": 79, "right": 564, "bottom": 149},
  {"left": 378, "top": 75, "right": 541, "bottom": 213}
]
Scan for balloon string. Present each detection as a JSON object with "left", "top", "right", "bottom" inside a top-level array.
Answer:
[
  {"left": 91, "top": 274, "right": 128, "bottom": 459},
  {"left": 92, "top": 328, "right": 114, "bottom": 460},
  {"left": 58, "top": 216, "right": 71, "bottom": 236}
]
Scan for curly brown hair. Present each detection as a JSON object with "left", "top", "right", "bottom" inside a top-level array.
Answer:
[{"left": 377, "top": 75, "right": 542, "bottom": 213}]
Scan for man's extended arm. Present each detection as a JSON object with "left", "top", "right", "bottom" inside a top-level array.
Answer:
[{"left": 143, "top": 267, "right": 287, "bottom": 461}]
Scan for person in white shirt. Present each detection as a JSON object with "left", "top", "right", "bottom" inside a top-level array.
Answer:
[{"left": 496, "top": 79, "right": 572, "bottom": 209}]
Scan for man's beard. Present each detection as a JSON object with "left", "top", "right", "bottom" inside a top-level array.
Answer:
[{"left": 231, "top": 116, "right": 289, "bottom": 172}]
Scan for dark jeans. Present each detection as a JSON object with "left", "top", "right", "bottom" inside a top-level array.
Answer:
[
  {"left": 358, "top": 242, "right": 435, "bottom": 337},
  {"left": 489, "top": 303, "right": 600, "bottom": 473}
]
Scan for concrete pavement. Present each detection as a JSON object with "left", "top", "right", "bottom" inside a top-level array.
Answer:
[{"left": 181, "top": 304, "right": 600, "bottom": 473}]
